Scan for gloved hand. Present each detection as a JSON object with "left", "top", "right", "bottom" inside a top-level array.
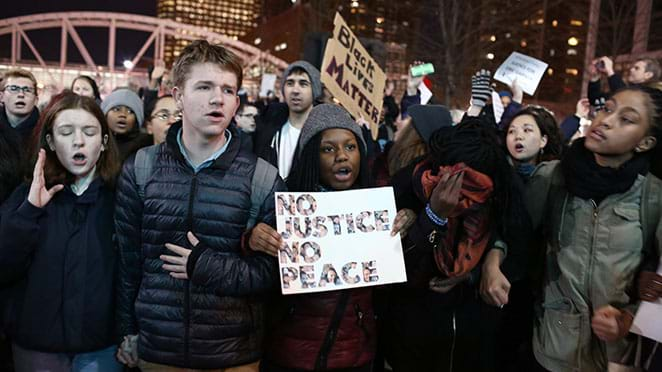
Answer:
[{"left": 471, "top": 69, "right": 492, "bottom": 108}]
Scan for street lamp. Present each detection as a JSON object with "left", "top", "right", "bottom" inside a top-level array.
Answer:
[{"left": 123, "top": 60, "right": 134, "bottom": 69}]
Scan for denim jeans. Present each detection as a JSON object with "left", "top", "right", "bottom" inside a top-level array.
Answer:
[{"left": 12, "top": 343, "right": 122, "bottom": 372}]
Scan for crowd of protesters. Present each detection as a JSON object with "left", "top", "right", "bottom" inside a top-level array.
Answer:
[{"left": 0, "top": 37, "right": 661, "bottom": 372}]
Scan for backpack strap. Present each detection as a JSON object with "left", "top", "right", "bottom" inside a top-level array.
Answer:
[
  {"left": 247, "top": 158, "right": 279, "bottom": 230},
  {"left": 134, "top": 145, "right": 159, "bottom": 201},
  {"left": 314, "top": 291, "right": 351, "bottom": 370},
  {"left": 641, "top": 174, "right": 662, "bottom": 256}
]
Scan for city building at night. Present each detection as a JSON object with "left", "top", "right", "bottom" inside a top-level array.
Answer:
[
  {"left": 157, "top": 0, "right": 262, "bottom": 64},
  {"left": 241, "top": 0, "right": 418, "bottom": 96}
]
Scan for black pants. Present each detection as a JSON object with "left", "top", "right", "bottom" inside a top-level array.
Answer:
[{"left": 381, "top": 285, "right": 494, "bottom": 372}]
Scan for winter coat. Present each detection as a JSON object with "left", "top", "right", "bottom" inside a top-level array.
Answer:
[
  {"left": 265, "top": 289, "right": 376, "bottom": 371},
  {"left": 0, "top": 180, "right": 117, "bottom": 353},
  {"left": 0, "top": 106, "right": 39, "bottom": 148},
  {"left": 381, "top": 159, "right": 498, "bottom": 372},
  {"left": 115, "top": 122, "right": 285, "bottom": 369},
  {"left": 525, "top": 160, "right": 662, "bottom": 372}
]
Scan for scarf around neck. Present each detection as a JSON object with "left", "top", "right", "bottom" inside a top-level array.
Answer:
[
  {"left": 414, "top": 161, "right": 494, "bottom": 279},
  {"left": 561, "top": 138, "right": 649, "bottom": 202}
]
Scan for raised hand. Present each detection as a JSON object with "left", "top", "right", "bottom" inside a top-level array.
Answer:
[
  {"left": 149, "top": 59, "right": 167, "bottom": 89},
  {"left": 598, "top": 56, "right": 614, "bottom": 77},
  {"left": 27, "top": 149, "right": 64, "bottom": 208},
  {"left": 575, "top": 98, "right": 590, "bottom": 119},
  {"left": 471, "top": 69, "right": 492, "bottom": 108},
  {"left": 152, "top": 59, "right": 166, "bottom": 81},
  {"left": 385, "top": 80, "right": 395, "bottom": 97},
  {"left": 510, "top": 78, "right": 523, "bottom": 104},
  {"left": 407, "top": 61, "right": 425, "bottom": 95},
  {"left": 429, "top": 171, "right": 464, "bottom": 219}
]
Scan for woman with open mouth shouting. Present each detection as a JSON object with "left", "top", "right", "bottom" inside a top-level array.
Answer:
[
  {"left": 524, "top": 86, "right": 662, "bottom": 371},
  {"left": 0, "top": 91, "right": 122, "bottom": 372}
]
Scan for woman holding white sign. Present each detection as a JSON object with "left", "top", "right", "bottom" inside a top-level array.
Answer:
[{"left": 253, "top": 104, "right": 410, "bottom": 372}]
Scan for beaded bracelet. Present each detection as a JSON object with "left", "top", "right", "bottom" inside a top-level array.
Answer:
[{"left": 425, "top": 203, "right": 448, "bottom": 227}]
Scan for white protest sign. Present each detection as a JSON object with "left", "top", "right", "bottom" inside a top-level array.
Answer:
[
  {"left": 492, "top": 91, "right": 505, "bottom": 123},
  {"left": 419, "top": 81, "right": 432, "bottom": 105},
  {"left": 494, "top": 52, "right": 548, "bottom": 96},
  {"left": 275, "top": 187, "right": 407, "bottom": 295},
  {"left": 259, "top": 73, "right": 277, "bottom": 97},
  {"left": 631, "top": 258, "right": 662, "bottom": 342}
]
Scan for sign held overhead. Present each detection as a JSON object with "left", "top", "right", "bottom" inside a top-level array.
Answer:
[
  {"left": 321, "top": 13, "right": 386, "bottom": 140},
  {"left": 494, "top": 52, "right": 548, "bottom": 96}
]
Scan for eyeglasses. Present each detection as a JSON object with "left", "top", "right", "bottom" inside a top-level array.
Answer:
[
  {"left": 151, "top": 111, "right": 182, "bottom": 121},
  {"left": 4, "top": 85, "right": 36, "bottom": 95}
]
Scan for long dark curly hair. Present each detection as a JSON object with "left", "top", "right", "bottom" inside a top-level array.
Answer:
[{"left": 427, "top": 118, "right": 532, "bottom": 262}]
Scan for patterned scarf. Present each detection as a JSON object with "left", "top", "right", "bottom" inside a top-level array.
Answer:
[{"left": 416, "top": 161, "right": 494, "bottom": 279}]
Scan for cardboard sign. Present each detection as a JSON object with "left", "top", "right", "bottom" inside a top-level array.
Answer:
[
  {"left": 259, "top": 73, "right": 277, "bottom": 97},
  {"left": 321, "top": 13, "right": 386, "bottom": 140},
  {"left": 631, "top": 258, "right": 662, "bottom": 343},
  {"left": 275, "top": 187, "right": 407, "bottom": 295},
  {"left": 494, "top": 52, "right": 548, "bottom": 96}
]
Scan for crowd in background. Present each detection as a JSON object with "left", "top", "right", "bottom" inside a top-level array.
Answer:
[{"left": 0, "top": 37, "right": 661, "bottom": 372}]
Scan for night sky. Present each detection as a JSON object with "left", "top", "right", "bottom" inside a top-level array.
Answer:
[{"left": 1, "top": 1, "right": 158, "bottom": 67}]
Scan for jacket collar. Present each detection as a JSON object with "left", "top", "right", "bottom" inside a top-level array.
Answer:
[
  {"left": 165, "top": 121, "right": 241, "bottom": 172},
  {"left": 0, "top": 106, "right": 39, "bottom": 139}
]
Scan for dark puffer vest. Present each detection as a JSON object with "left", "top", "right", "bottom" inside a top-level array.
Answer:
[{"left": 115, "top": 123, "right": 284, "bottom": 369}]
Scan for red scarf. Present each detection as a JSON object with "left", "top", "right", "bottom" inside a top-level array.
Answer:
[{"left": 419, "top": 162, "right": 494, "bottom": 279}]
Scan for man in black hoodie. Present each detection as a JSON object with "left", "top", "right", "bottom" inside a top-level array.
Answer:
[{"left": 253, "top": 61, "right": 322, "bottom": 180}]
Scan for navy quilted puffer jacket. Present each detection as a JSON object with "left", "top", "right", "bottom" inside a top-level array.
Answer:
[{"left": 115, "top": 123, "right": 285, "bottom": 369}]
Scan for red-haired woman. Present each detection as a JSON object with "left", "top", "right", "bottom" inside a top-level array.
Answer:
[{"left": 0, "top": 92, "right": 122, "bottom": 372}]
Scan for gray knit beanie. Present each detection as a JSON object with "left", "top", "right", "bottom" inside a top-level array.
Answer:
[
  {"left": 101, "top": 88, "right": 144, "bottom": 127},
  {"left": 281, "top": 60, "right": 322, "bottom": 101},
  {"left": 297, "top": 104, "right": 366, "bottom": 157}
]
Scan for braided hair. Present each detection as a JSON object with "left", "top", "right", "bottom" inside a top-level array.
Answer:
[
  {"left": 626, "top": 85, "right": 662, "bottom": 178},
  {"left": 427, "top": 118, "right": 528, "bottom": 248},
  {"left": 286, "top": 131, "right": 371, "bottom": 192}
]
